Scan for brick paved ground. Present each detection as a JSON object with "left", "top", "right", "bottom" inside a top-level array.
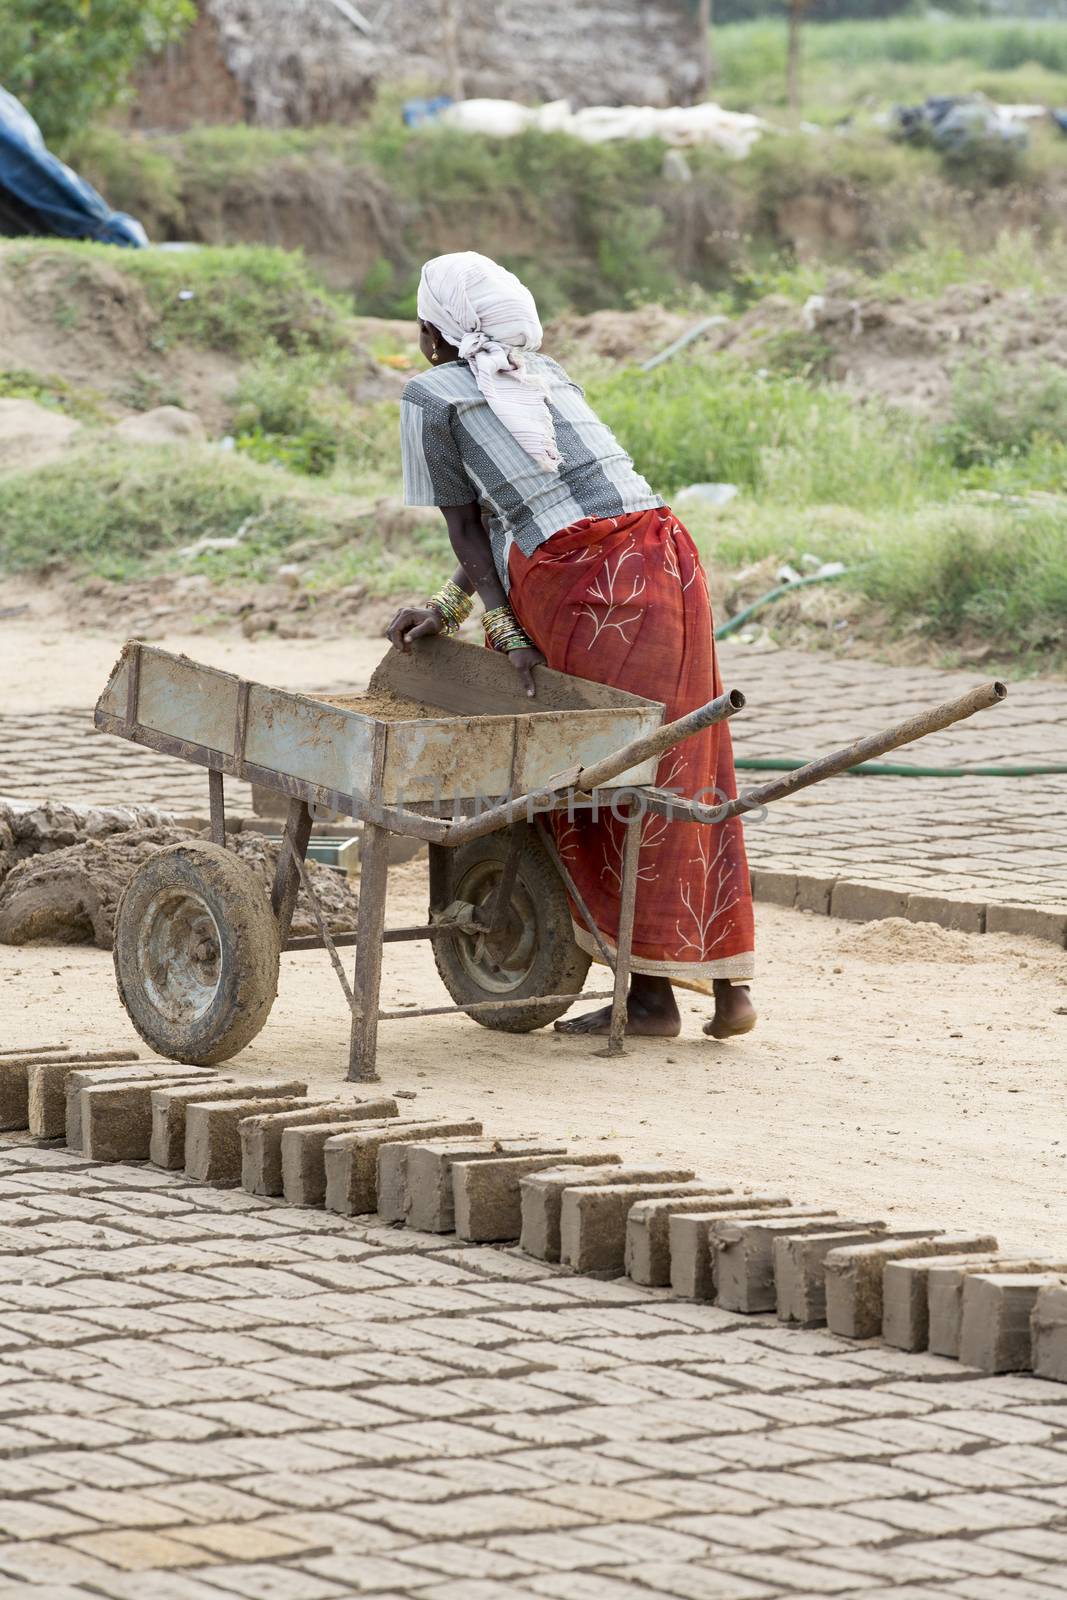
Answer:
[
  {"left": 2, "top": 646, "right": 1064, "bottom": 927},
  {"left": 0, "top": 1137, "right": 1065, "bottom": 1600}
]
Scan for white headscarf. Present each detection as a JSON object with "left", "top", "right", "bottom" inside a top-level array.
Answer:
[{"left": 417, "top": 251, "right": 562, "bottom": 474}]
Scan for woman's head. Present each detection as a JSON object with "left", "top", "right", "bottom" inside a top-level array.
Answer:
[{"left": 416, "top": 252, "right": 561, "bottom": 472}]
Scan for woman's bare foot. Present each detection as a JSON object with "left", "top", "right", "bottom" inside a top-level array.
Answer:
[
  {"left": 703, "top": 980, "right": 757, "bottom": 1039},
  {"left": 554, "top": 975, "right": 681, "bottom": 1037}
]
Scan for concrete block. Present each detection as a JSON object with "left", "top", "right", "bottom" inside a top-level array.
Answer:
[
  {"left": 831, "top": 881, "right": 909, "bottom": 922},
  {"left": 795, "top": 874, "right": 835, "bottom": 916},
  {"left": 906, "top": 892, "right": 985, "bottom": 935},
  {"left": 824, "top": 1234, "right": 961, "bottom": 1339},
  {"left": 960, "top": 1273, "right": 1067, "bottom": 1374},
  {"left": 560, "top": 1181, "right": 718, "bottom": 1276},
  {"left": 241, "top": 1098, "right": 397, "bottom": 1197},
  {"left": 627, "top": 1190, "right": 786, "bottom": 1288},
  {"left": 750, "top": 869, "right": 796, "bottom": 909},
  {"left": 323, "top": 1120, "right": 482, "bottom": 1217},
  {"left": 881, "top": 1240, "right": 1001, "bottom": 1351},
  {"left": 776, "top": 1228, "right": 935, "bottom": 1328},
  {"left": 281, "top": 1116, "right": 421, "bottom": 1208},
  {"left": 927, "top": 1256, "right": 1063, "bottom": 1358},
  {"left": 519, "top": 1163, "right": 686, "bottom": 1264},
  {"left": 1, "top": 1050, "right": 138, "bottom": 1131},
  {"left": 385, "top": 1138, "right": 567, "bottom": 1233},
  {"left": 184, "top": 1095, "right": 310, "bottom": 1183},
  {"left": 669, "top": 1203, "right": 825, "bottom": 1301},
  {"left": 712, "top": 1213, "right": 843, "bottom": 1313},
  {"left": 149, "top": 1079, "right": 306, "bottom": 1170},
  {"left": 79, "top": 1078, "right": 215, "bottom": 1162},
  {"left": 986, "top": 902, "right": 1067, "bottom": 946},
  {"left": 454, "top": 1152, "right": 613, "bottom": 1244},
  {"left": 63, "top": 1064, "right": 217, "bottom": 1150},
  {"left": 1032, "top": 1283, "right": 1067, "bottom": 1384}
]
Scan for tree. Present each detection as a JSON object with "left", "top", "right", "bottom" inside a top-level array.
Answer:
[
  {"left": 0, "top": 0, "right": 195, "bottom": 148},
  {"left": 786, "top": 0, "right": 815, "bottom": 115}
]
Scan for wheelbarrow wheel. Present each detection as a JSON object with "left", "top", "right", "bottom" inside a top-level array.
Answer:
[
  {"left": 113, "top": 841, "right": 279, "bottom": 1066},
  {"left": 433, "top": 824, "right": 591, "bottom": 1033}
]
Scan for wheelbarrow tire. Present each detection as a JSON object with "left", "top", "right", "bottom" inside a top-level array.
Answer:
[
  {"left": 433, "top": 824, "right": 591, "bottom": 1033},
  {"left": 113, "top": 841, "right": 280, "bottom": 1066}
]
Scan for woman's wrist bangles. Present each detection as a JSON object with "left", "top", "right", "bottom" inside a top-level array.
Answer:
[
  {"left": 483, "top": 603, "right": 535, "bottom": 653},
  {"left": 427, "top": 578, "right": 473, "bottom": 636}
]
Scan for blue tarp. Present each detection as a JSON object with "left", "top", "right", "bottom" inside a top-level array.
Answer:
[{"left": 0, "top": 86, "right": 147, "bottom": 247}]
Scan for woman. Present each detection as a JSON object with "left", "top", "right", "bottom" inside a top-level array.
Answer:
[{"left": 386, "top": 251, "right": 755, "bottom": 1040}]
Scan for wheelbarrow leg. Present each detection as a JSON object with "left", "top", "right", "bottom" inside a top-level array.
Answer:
[
  {"left": 272, "top": 798, "right": 313, "bottom": 945},
  {"left": 348, "top": 822, "right": 389, "bottom": 1082},
  {"left": 605, "top": 806, "right": 641, "bottom": 1058}
]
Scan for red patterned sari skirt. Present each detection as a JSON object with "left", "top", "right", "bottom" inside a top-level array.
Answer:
[{"left": 508, "top": 505, "right": 755, "bottom": 985}]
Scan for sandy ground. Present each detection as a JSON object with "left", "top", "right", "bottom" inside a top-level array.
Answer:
[
  {"left": 4, "top": 854, "right": 1064, "bottom": 1258},
  {"left": 3, "top": 601, "right": 1064, "bottom": 1262},
  {"left": 0, "top": 588, "right": 391, "bottom": 712}
]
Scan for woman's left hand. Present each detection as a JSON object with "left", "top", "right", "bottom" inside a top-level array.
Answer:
[{"left": 508, "top": 646, "right": 546, "bottom": 699}]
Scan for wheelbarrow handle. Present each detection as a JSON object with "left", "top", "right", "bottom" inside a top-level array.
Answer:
[
  {"left": 441, "top": 687, "right": 745, "bottom": 849},
  {"left": 577, "top": 687, "right": 745, "bottom": 792}
]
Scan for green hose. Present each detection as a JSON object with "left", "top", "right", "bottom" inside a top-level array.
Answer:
[
  {"left": 734, "top": 757, "right": 1067, "bottom": 778},
  {"left": 715, "top": 566, "right": 854, "bottom": 641},
  {"left": 715, "top": 566, "right": 1067, "bottom": 776}
]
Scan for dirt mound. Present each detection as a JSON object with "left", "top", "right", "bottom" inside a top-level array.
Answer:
[
  {"left": 0, "top": 399, "right": 82, "bottom": 471},
  {"left": 707, "top": 282, "right": 1067, "bottom": 415},
  {"left": 0, "top": 818, "right": 359, "bottom": 949},
  {"left": 836, "top": 916, "right": 988, "bottom": 965},
  {"left": 547, "top": 305, "right": 692, "bottom": 367},
  {"left": 0, "top": 247, "right": 239, "bottom": 431}
]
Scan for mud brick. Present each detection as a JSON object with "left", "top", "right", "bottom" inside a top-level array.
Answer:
[
  {"left": 627, "top": 1190, "right": 787, "bottom": 1288},
  {"left": 559, "top": 1181, "right": 718, "bottom": 1276},
  {"left": 184, "top": 1095, "right": 310, "bottom": 1183},
  {"left": 1032, "top": 1283, "right": 1067, "bottom": 1384},
  {"left": 712, "top": 1213, "right": 843, "bottom": 1313},
  {"left": 387, "top": 1138, "right": 567, "bottom": 1233},
  {"left": 63, "top": 1065, "right": 217, "bottom": 1150},
  {"left": 824, "top": 1232, "right": 955, "bottom": 1339},
  {"left": 669, "top": 1203, "right": 827, "bottom": 1301},
  {"left": 519, "top": 1164, "right": 688, "bottom": 1264},
  {"left": 454, "top": 1152, "right": 617, "bottom": 1244},
  {"left": 79, "top": 1078, "right": 218, "bottom": 1162},
  {"left": 960, "top": 1273, "right": 1067, "bottom": 1374},
  {"left": 882, "top": 1240, "right": 1000, "bottom": 1351},
  {"left": 928, "top": 1257, "right": 1065, "bottom": 1358},
  {"left": 776, "top": 1227, "right": 937, "bottom": 1327},
  {"left": 281, "top": 1116, "right": 426, "bottom": 1208},
  {"left": 323, "top": 1120, "right": 482, "bottom": 1217},
  {"left": 241, "top": 1098, "right": 397, "bottom": 1197},
  {"left": 150, "top": 1080, "right": 306, "bottom": 1171},
  {"left": 0, "top": 1049, "right": 138, "bottom": 1131},
  {"left": 25, "top": 1057, "right": 156, "bottom": 1140}
]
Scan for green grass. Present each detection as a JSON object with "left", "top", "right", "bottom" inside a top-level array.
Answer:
[
  {"left": 3, "top": 236, "right": 353, "bottom": 357},
  {"left": 713, "top": 16, "right": 1067, "bottom": 115}
]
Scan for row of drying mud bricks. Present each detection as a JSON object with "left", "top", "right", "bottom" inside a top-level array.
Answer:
[{"left": 2, "top": 1048, "right": 1066, "bottom": 1384}]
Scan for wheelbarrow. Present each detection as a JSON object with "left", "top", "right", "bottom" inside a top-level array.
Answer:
[{"left": 94, "top": 637, "right": 1006, "bottom": 1080}]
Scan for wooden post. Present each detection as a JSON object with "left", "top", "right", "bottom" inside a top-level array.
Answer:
[
  {"left": 440, "top": 0, "right": 465, "bottom": 101},
  {"left": 604, "top": 808, "right": 642, "bottom": 1058},
  {"left": 696, "top": 0, "right": 714, "bottom": 100},
  {"left": 348, "top": 822, "right": 390, "bottom": 1082}
]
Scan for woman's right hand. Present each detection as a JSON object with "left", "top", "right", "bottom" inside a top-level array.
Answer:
[{"left": 385, "top": 606, "right": 443, "bottom": 653}]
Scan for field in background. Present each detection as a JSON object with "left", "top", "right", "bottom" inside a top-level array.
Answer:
[{"left": 2, "top": 16, "right": 1066, "bottom": 674}]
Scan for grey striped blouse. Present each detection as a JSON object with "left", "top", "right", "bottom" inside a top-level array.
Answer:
[{"left": 400, "top": 354, "right": 661, "bottom": 589}]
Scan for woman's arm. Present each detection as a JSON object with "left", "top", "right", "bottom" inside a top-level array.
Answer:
[{"left": 385, "top": 503, "right": 545, "bottom": 697}]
